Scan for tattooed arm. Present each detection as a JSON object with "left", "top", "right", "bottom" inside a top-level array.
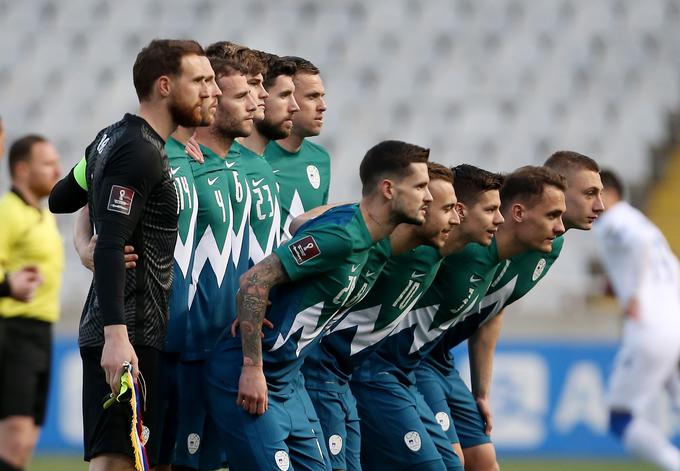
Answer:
[{"left": 236, "top": 253, "right": 290, "bottom": 415}]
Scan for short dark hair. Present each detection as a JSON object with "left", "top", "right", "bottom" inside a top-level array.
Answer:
[
  {"left": 208, "top": 56, "right": 246, "bottom": 80},
  {"left": 206, "top": 41, "right": 266, "bottom": 77},
  {"left": 450, "top": 164, "right": 504, "bottom": 205},
  {"left": 360, "top": 140, "right": 430, "bottom": 196},
  {"left": 600, "top": 169, "right": 624, "bottom": 197},
  {"left": 8, "top": 134, "right": 47, "bottom": 177},
  {"left": 501, "top": 166, "right": 567, "bottom": 211},
  {"left": 133, "top": 39, "right": 205, "bottom": 101},
  {"left": 262, "top": 55, "right": 297, "bottom": 90},
  {"left": 280, "top": 56, "right": 320, "bottom": 75},
  {"left": 427, "top": 162, "right": 454, "bottom": 185},
  {"left": 544, "top": 150, "right": 600, "bottom": 176}
]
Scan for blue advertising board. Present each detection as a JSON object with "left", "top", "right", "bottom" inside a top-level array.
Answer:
[{"left": 37, "top": 337, "right": 680, "bottom": 457}]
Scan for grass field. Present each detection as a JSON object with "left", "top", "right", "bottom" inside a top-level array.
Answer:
[{"left": 28, "top": 455, "right": 658, "bottom": 470}]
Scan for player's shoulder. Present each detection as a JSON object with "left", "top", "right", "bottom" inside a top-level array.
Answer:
[
  {"left": 297, "top": 204, "right": 368, "bottom": 246},
  {"left": 299, "top": 203, "right": 358, "bottom": 232},
  {"left": 165, "top": 137, "right": 188, "bottom": 160},
  {"left": 91, "top": 114, "right": 164, "bottom": 167},
  {"left": 413, "top": 244, "right": 443, "bottom": 262},
  {"left": 302, "top": 139, "right": 331, "bottom": 159},
  {"left": 264, "top": 140, "right": 285, "bottom": 160}
]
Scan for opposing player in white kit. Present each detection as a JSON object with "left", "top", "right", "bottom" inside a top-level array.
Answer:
[{"left": 595, "top": 169, "right": 680, "bottom": 471}]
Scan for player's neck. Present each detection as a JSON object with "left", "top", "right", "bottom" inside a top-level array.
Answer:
[
  {"left": 440, "top": 230, "right": 469, "bottom": 255},
  {"left": 195, "top": 127, "right": 233, "bottom": 158},
  {"left": 170, "top": 126, "right": 195, "bottom": 145},
  {"left": 495, "top": 223, "right": 527, "bottom": 260},
  {"left": 359, "top": 198, "right": 399, "bottom": 242},
  {"left": 276, "top": 133, "right": 305, "bottom": 153},
  {"left": 12, "top": 182, "right": 41, "bottom": 209},
  {"left": 236, "top": 130, "right": 268, "bottom": 156},
  {"left": 389, "top": 224, "right": 423, "bottom": 255},
  {"left": 137, "top": 103, "right": 177, "bottom": 141}
]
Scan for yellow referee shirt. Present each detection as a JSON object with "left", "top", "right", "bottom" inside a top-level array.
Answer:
[{"left": 0, "top": 190, "right": 64, "bottom": 323}]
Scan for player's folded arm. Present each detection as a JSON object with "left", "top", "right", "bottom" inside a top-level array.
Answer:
[
  {"left": 49, "top": 157, "right": 88, "bottom": 213},
  {"left": 92, "top": 143, "right": 161, "bottom": 326}
]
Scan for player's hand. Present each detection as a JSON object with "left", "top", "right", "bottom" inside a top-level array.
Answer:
[
  {"left": 476, "top": 397, "right": 494, "bottom": 435},
  {"left": 625, "top": 297, "right": 640, "bottom": 320},
  {"left": 79, "top": 235, "right": 138, "bottom": 271},
  {"left": 230, "top": 315, "right": 274, "bottom": 337},
  {"left": 101, "top": 325, "right": 139, "bottom": 396},
  {"left": 7, "top": 265, "right": 42, "bottom": 302},
  {"left": 185, "top": 132, "right": 204, "bottom": 164},
  {"left": 237, "top": 365, "right": 268, "bottom": 415}
]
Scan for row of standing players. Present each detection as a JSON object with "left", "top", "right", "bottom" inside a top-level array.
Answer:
[{"left": 45, "top": 38, "right": 680, "bottom": 471}]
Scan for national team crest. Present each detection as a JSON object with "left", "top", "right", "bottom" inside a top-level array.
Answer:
[
  {"left": 404, "top": 431, "right": 422, "bottom": 452},
  {"left": 307, "top": 165, "right": 321, "bottom": 189},
  {"left": 532, "top": 258, "right": 547, "bottom": 281},
  {"left": 328, "top": 434, "right": 343, "bottom": 455},
  {"left": 274, "top": 450, "right": 290, "bottom": 470},
  {"left": 187, "top": 433, "right": 200, "bottom": 455},
  {"left": 435, "top": 412, "right": 451, "bottom": 432}
]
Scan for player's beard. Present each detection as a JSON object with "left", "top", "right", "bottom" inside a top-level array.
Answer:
[
  {"left": 255, "top": 117, "right": 290, "bottom": 141},
  {"left": 212, "top": 114, "right": 251, "bottom": 140},
  {"left": 391, "top": 198, "right": 426, "bottom": 226},
  {"left": 169, "top": 95, "right": 203, "bottom": 128}
]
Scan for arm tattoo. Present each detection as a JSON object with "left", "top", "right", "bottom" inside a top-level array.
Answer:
[{"left": 239, "top": 254, "right": 289, "bottom": 366}]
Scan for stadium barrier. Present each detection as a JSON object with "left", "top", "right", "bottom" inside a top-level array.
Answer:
[{"left": 37, "top": 337, "right": 680, "bottom": 457}]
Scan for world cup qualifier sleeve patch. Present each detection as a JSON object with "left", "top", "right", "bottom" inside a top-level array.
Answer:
[
  {"left": 107, "top": 185, "right": 135, "bottom": 215},
  {"left": 289, "top": 235, "right": 321, "bottom": 265}
]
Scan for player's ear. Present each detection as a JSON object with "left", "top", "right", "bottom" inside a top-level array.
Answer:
[
  {"left": 379, "top": 178, "right": 394, "bottom": 201},
  {"left": 157, "top": 75, "right": 172, "bottom": 98},
  {"left": 511, "top": 203, "right": 524, "bottom": 223},
  {"left": 455, "top": 202, "right": 466, "bottom": 221}
]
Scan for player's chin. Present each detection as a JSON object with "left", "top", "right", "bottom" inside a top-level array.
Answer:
[{"left": 539, "top": 239, "right": 554, "bottom": 252}]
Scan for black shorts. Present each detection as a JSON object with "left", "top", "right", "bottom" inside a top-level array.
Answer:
[
  {"left": 0, "top": 317, "right": 52, "bottom": 425},
  {"left": 81, "top": 345, "right": 162, "bottom": 466},
  {"left": 156, "top": 351, "right": 180, "bottom": 466}
]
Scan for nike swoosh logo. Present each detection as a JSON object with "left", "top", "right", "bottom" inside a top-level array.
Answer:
[
  {"left": 170, "top": 167, "right": 180, "bottom": 176},
  {"left": 412, "top": 272, "right": 426, "bottom": 279},
  {"left": 469, "top": 275, "right": 482, "bottom": 283},
  {"left": 251, "top": 178, "right": 264, "bottom": 186},
  {"left": 225, "top": 161, "right": 236, "bottom": 168},
  {"left": 366, "top": 271, "right": 375, "bottom": 278},
  {"left": 208, "top": 177, "right": 219, "bottom": 186},
  {"left": 351, "top": 265, "right": 359, "bottom": 272},
  {"left": 273, "top": 169, "right": 280, "bottom": 173}
]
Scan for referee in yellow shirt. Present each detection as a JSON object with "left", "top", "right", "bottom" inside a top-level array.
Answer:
[{"left": 0, "top": 134, "right": 63, "bottom": 471}]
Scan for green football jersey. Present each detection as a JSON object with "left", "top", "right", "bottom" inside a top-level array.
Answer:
[
  {"left": 185, "top": 148, "right": 234, "bottom": 359},
  {"left": 216, "top": 204, "right": 377, "bottom": 397},
  {"left": 223, "top": 154, "right": 251, "bottom": 312},
  {"left": 303, "top": 245, "right": 445, "bottom": 385},
  {"left": 265, "top": 139, "right": 331, "bottom": 238},
  {"left": 353, "top": 239, "right": 502, "bottom": 384},
  {"left": 165, "top": 137, "right": 199, "bottom": 353},
  {"left": 229, "top": 141, "right": 281, "bottom": 266},
  {"left": 423, "top": 236, "right": 565, "bottom": 374},
  {"left": 485, "top": 235, "right": 564, "bottom": 312}
]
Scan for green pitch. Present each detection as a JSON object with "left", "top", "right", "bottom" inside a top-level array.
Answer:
[{"left": 27, "top": 455, "right": 656, "bottom": 471}]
